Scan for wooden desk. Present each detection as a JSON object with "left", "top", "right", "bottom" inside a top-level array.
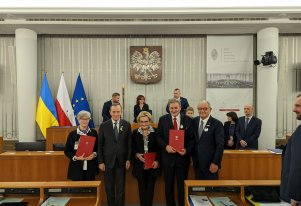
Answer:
[
  {"left": 220, "top": 150, "right": 281, "bottom": 180},
  {"left": 185, "top": 180, "right": 281, "bottom": 206},
  {"left": 0, "top": 150, "right": 281, "bottom": 204},
  {"left": 0, "top": 136, "right": 3, "bottom": 153},
  {"left": 185, "top": 180, "right": 244, "bottom": 206},
  {"left": 0, "top": 181, "right": 101, "bottom": 206},
  {"left": 0, "top": 151, "right": 165, "bottom": 205}
]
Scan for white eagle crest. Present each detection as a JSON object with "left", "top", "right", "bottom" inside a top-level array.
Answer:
[{"left": 131, "top": 47, "right": 161, "bottom": 81}]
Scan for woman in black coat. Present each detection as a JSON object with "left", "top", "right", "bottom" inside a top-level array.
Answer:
[
  {"left": 64, "top": 110, "right": 98, "bottom": 181},
  {"left": 132, "top": 111, "right": 161, "bottom": 206},
  {"left": 223, "top": 111, "right": 238, "bottom": 149},
  {"left": 133, "top": 95, "right": 150, "bottom": 123}
]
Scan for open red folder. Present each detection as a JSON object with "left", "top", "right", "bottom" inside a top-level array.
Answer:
[
  {"left": 144, "top": 152, "right": 157, "bottom": 169},
  {"left": 169, "top": 129, "right": 184, "bottom": 152},
  {"left": 76, "top": 135, "right": 96, "bottom": 158}
]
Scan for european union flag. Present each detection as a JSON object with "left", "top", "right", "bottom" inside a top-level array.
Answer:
[{"left": 71, "top": 74, "right": 95, "bottom": 128}]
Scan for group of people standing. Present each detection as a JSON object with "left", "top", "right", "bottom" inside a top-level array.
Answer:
[{"left": 63, "top": 86, "right": 267, "bottom": 206}]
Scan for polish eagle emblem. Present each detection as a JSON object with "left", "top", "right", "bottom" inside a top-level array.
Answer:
[{"left": 130, "top": 46, "right": 162, "bottom": 84}]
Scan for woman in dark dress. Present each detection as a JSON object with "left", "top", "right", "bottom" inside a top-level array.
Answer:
[
  {"left": 133, "top": 95, "right": 150, "bottom": 123},
  {"left": 132, "top": 111, "right": 161, "bottom": 206},
  {"left": 64, "top": 110, "right": 98, "bottom": 180},
  {"left": 223, "top": 111, "right": 238, "bottom": 149}
]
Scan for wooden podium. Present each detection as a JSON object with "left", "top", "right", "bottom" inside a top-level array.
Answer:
[{"left": 46, "top": 126, "right": 76, "bottom": 150}]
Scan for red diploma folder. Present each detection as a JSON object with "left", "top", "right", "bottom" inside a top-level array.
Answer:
[
  {"left": 76, "top": 135, "right": 96, "bottom": 158},
  {"left": 169, "top": 129, "right": 184, "bottom": 152},
  {"left": 144, "top": 152, "right": 157, "bottom": 169}
]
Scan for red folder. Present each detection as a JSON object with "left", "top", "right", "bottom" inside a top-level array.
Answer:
[
  {"left": 169, "top": 129, "right": 184, "bottom": 152},
  {"left": 144, "top": 152, "right": 157, "bottom": 169},
  {"left": 76, "top": 135, "right": 96, "bottom": 158}
]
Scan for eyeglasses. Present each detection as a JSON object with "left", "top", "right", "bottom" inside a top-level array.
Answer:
[
  {"left": 198, "top": 107, "right": 209, "bottom": 111},
  {"left": 79, "top": 118, "right": 90, "bottom": 121},
  {"left": 140, "top": 121, "right": 149, "bottom": 123}
]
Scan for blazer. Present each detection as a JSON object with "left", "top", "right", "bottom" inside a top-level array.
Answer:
[
  {"left": 166, "top": 97, "right": 189, "bottom": 114},
  {"left": 156, "top": 114, "right": 194, "bottom": 167},
  {"left": 235, "top": 116, "right": 262, "bottom": 149},
  {"left": 280, "top": 124, "right": 301, "bottom": 203},
  {"left": 133, "top": 103, "right": 150, "bottom": 123},
  {"left": 98, "top": 119, "right": 132, "bottom": 168},
  {"left": 102, "top": 100, "right": 112, "bottom": 122},
  {"left": 64, "top": 129, "right": 99, "bottom": 180},
  {"left": 223, "top": 121, "right": 237, "bottom": 149},
  {"left": 192, "top": 116, "right": 224, "bottom": 171},
  {"left": 131, "top": 128, "right": 161, "bottom": 178}
]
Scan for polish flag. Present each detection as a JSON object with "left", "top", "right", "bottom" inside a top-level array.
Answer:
[{"left": 55, "top": 74, "right": 76, "bottom": 126}]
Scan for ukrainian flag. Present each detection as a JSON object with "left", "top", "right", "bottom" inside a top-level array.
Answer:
[{"left": 36, "top": 74, "right": 59, "bottom": 138}]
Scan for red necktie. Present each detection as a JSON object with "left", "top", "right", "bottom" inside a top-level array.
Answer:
[{"left": 173, "top": 117, "right": 178, "bottom": 130}]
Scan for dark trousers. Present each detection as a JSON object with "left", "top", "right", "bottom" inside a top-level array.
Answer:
[
  {"left": 163, "top": 165, "right": 185, "bottom": 206},
  {"left": 194, "top": 166, "right": 218, "bottom": 180},
  {"left": 184, "top": 157, "right": 191, "bottom": 180},
  {"left": 104, "top": 160, "right": 126, "bottom": 206},
  {"left": 72, "top": 170, "right": 96, "bottom": 181},
  {"left": 136, "top": 169, "right": 156, "bottom": 206}
]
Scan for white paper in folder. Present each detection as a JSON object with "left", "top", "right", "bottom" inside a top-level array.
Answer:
[{"left": 189, "top": 195, "right": 212, "bottom": 206}]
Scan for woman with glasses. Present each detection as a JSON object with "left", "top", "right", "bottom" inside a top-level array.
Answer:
[
  {"left": 64, "top": 110, "right": 99, "bottom": 181},
  {"left": 132, "top": 111, "right": 161, "bottom": 206}
]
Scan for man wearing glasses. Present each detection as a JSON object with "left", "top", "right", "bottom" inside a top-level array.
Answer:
[{"left": 192, "top": 100, "right": 224, "bottom": 180}]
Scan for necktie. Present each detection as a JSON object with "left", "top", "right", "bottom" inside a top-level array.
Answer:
[
  {"left": 114, "top": 121, "right": 119, "bottom": 140},
  {"left": 198, "top": 120, "right": 204, "bottom": 139},
  {"left": 173, "top": 117, "right": 178, "bottom": 130},
  {"left": 245, "top": 117, "right": 249, "bottom": 130}
]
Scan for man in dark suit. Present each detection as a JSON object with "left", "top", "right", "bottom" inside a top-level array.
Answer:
[
  {"left": 235, "top": 104, "right": 262, "bottom": 150},
  {"left": 157, "top": 99, "right": 194, "bottom": 206},
  {"left": 102, "top": 92, "right": 120, "bottom": 122},
  {"left": 192, "top": 100, "right": 224, "bottom": 180},
  {"left": 280, "top": 94, "right": 301, "bottom": 205},
  {"left": 166, "top": 88, "right": 189, "bottom": 115},
  {"left": 98, "top": 103, "right": 132, "bottom": 206}
]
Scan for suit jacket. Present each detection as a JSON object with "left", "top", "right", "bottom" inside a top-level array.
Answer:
[
  {"left": 223, "top": 121, "right": 237, "bottom": 149},
  {"left": 98, "top": 119, "right": 132, "bottom": 168},
  {"left": 166, "top": 97, "right": 189, "bottom": 114},
  {"left": 64, "top": 129, "right": 99, "bottom": 180},
  {"left": 192, "top": 116, "right": 224, "bottom": 171},
  {"left": 131, "top": 128, "right": 161, "bottom": 178},
  {"left": 280, "top": 124, "right": 301, "bottom": 203},
  {"left": 102, "top": 100, "right": 112, "bottom": 122},
  {"left": 156, "top": 114, "right": 194, "bottom": 167},
  {"left": 235, "top": 116, "right": 262, "bottom": 149},
  {"left": 133, "top": 103, "right": 150, "bottom": 123}
]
